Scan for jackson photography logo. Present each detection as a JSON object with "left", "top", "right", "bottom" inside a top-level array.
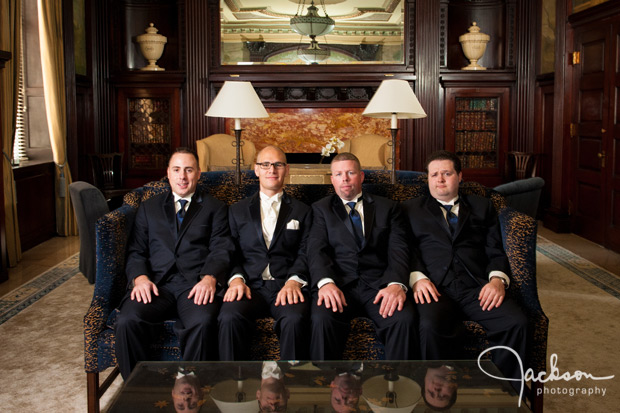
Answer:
[{"left": 478, "top": 346, "right": 615, "bottom": 406}]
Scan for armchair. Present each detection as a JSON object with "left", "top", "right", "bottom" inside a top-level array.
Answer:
[
  {"left": 196, "top": 134, "right": 257, "bottom": 171},
  {"left": 339, "top": 134, "right": 390, "bottom": 169}
]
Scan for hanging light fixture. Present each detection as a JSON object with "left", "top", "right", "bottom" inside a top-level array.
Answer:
[
  {"left": 290, "top": 0, "right": 335, "bottom": 38},
  {"left": 297, "top": 37, "right": 330, "bottom": 64}
]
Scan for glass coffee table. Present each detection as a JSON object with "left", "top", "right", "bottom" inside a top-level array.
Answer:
[{"left": 107, "top": 360, "right": 531, "bottom": 412}]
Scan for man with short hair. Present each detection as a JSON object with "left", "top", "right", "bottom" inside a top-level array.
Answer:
[
  {"left": 307, "top": 152, "right": 416, "bottom": 360},
  {"left": 115, "top": 147, "right": 234, "bottom": 379},
  {"left": 402, "top": 150, "right": 527, "bottom": 380},
  {"left": 218, "top": 145, "right": 312, "bottom": 360}
]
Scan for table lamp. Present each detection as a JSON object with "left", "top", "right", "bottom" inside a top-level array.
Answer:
[
  {"left": 362, "top": 370, "right": 421, "bottom": 413},
  {"left": 205, "top": 81, "right": 269, "bottom": 184},
  {"left": 363, "top": 79, "right": 427, "bottom": 183},
  {"left": 210, "top": 375, "right": 261, "bottom": 413}
]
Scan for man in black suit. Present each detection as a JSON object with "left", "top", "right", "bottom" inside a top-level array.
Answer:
[
  {"left": 219, "top": 145, "right": 312, "bottom": 360},
  {"left": 115, "top": 147, "right": 234, "bottom": 379},
  {"left": 307, "top": 152, "right": 416, "bottom": 360},
  {"left": 402, "top": 150, "right": 527, "bottom": 380}
]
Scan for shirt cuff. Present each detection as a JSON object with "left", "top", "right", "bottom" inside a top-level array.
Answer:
[
  {"left": 409, "top": 271, "right": 429, "bottom": 289},
  {"left": 318, "top": 278, "right": 335, "bottom": 289},
  {"left": 387, "top": 282, "right": 407, "bottom": 293},
  {"left": 488, "top": 271, "right": 510, "bottom": 287},
  {"left": 228, "top": 273, "right": 246, "bottom": 286},
  {"left": 287, "top": 275, "right": 308, "bottom": 288}
]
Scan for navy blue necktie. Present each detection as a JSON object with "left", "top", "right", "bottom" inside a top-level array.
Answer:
[
  {"left": 177, "top": 199, "right": 188, "bottom": 227},
  {"left": 441, "top": 204, "right": 458, "bottom": 234},
  {"left": 347, "top": 201, "right": 364, "bottom": 248}
]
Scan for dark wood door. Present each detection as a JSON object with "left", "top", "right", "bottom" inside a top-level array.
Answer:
[{"left": 572, "top": 22, "right": 620, "bottom": 251}]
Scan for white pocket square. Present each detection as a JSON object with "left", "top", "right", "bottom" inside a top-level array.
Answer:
[{"left": 286, "top": 219, "right": 300, "bottom": 230}]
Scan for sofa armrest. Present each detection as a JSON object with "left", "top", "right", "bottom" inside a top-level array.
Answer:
[
  {"left": 84, "top": 204, "right": 137, "bottom": 372},
  {"left": 499, "top": 207, "right": 549, "bottom": 374}
]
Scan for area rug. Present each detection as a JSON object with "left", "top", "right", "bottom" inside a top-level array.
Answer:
[{"left": 0, "top": 253, "right": 80, "bottom": 325}]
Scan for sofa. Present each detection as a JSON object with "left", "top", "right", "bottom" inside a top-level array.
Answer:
[{"left": 84, "top": 170, "right": 548, "bottom": 413}]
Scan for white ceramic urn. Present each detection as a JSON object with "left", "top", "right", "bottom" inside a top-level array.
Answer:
[
  {"left": 136, "top": 23, "right": 167, "bottom": 71},
  {"left": 459, "top": 22, "right": 490, "bottom": 70}
]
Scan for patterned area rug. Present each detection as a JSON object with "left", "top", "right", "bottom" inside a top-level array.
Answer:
[
  {"left": 0, "top": 253, "right": 80, "bottom": 325},
  {"left": 537, "top": 236, "right": 620, "bottom": 299}
]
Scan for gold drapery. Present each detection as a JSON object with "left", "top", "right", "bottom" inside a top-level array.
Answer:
[
  {"left": 37, "top": 0, "right": 77, "bottom": 236},
  {"left": 1, "top": 0, "right": 23, "bottom": 266}
]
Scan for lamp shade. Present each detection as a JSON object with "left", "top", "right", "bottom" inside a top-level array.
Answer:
[
  {"left": 362, "top": 375, "right": 421, "bottom": 413},
  {"left": 205, "top": 81, "right": 269, "bottom": 121},
  {"left": 363, "top": 79, "right": 427, "bottom": 122}
]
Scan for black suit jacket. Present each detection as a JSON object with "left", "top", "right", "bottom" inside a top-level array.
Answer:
[
  {"left": 228, "top": 191, "right": 312, "bottom": 289},
  {"left": 125, "top": 188, "right": 234, "bottom": 287},
  {"left": 307, "top": 193, "right": 410, "bottom": 291},
  {"left": 402, "top": 192, "right": 510, "bottom": 287}
]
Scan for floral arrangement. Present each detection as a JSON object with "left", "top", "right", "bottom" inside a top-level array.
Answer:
[{"left": 320, "top": 136, "right": 345, "bottom": 163}]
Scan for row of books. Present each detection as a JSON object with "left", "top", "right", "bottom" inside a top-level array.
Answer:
[
  {"left": 457, "top": 154, "right": 497, "bottom": 169},
  {"left": 455, "top": 98, "right": 498, "bottom": 111},
  {"left": 455, "top": 131, "right": 496, "bottom": 152},
  {"left": 455, "top": 111, "right": 497, "bottom": 131}
]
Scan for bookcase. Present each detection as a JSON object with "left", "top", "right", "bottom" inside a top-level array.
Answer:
[{"left": 445, "top": 87, "right": 510, "bottom": 187}]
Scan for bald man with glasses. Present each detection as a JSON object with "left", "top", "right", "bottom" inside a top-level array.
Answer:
[{"left": 218, "top": 145, "right": 312, "bottom": 360}]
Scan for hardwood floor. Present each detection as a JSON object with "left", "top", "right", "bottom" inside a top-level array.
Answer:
[
  {"left": 0, "top": 236, "right": 80, "bottom": 297},
  {"left": 1, "top": 225, "right": 618, "bottom": 297}
]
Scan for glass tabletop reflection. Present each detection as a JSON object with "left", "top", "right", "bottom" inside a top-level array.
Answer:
[{"left": 108, "top": 360, "right": 531, "bottom": 412}]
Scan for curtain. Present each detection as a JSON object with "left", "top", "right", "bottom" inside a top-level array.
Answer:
[
  {"left": 37, "top": 0, "right": 77, "bottom": 236},
  {"left": 1, "top": 0, "right": 23, "bottom": 266}
]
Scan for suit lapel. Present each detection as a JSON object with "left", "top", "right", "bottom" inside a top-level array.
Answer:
[
  {"left": 163, "top": 191, "right": 178, "bottom": 240},
  {"left": 360, "top": 193, "right": 374, "bottom": 248},
  {"left": 425, "top": 196, "right": 453, "bottom": 239},
  {"left": 270, "top": 193, "right": 292, "bottom": 249},
  {"left": 248, "top": 193, "right": 265, "bottom": 246},
  {"left": 331, "top": 195, "right": 356, "bottom": 241},
  {"left": 454, "top": 193, "right": 469, "bottom": 239}
]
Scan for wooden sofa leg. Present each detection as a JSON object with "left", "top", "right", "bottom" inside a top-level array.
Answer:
[
  {"left": 87, "top": 367, "right": 121, "bottom": 413},
  {"left": 532, "top": 381, "right": 544, "bottom": 412},
  {"left": 87, "top": 372, "right": 100, "bottom": 413}
]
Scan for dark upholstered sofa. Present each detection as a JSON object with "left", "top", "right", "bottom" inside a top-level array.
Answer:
[{"left": 84, "top": 170, "right": 548, "bottom": 413}]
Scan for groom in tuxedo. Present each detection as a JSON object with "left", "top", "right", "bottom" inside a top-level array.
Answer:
[
  {"left": 218, "top": 145, "right": 312, "bottom": 360},
  {"left": 307, "top": 152, "right": 416, "bottom": 360},
  {"left": 115, "top": 147, "right": 234, "bottom": 379},
  {"left": 402, "top": 150, "right": 527, "bottom": 380}
]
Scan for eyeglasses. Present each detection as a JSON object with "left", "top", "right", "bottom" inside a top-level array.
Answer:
[{"left": 256, "top": 162, "right": 287, "bottom": 170}]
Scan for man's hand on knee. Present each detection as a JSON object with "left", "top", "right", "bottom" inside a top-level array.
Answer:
[
  {"left": 317, "top": 283, "right": 347, "bottom": 313},
  {"left": 374, "top": 284, "right": 406, "bottom": 318},
  {"left": 131, "top": 275, "right": 158, "bottom": 303},
  {"left": 189, "top": 275, "right": 218, "bottom": 305}
]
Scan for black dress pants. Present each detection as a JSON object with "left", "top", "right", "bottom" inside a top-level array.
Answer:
[
  {"left": 417, "top": 276, "right": 528, "bottom": 380},
  {"left": 115, "top": 274, "right": 221, "bottom": 379},
  {"left": 218, "top": 281, "right": 310, "bottom": 361},
  {"left": 310, "top": 280, "right": 417, "bottom": 360}
]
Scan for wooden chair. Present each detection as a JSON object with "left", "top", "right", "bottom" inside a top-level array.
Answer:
[
  {"left": 506, "top": 151, "right": 538, "bottom": 180},
  {"left": 88, "top": 153, "right": 131, "bottom": 209}
]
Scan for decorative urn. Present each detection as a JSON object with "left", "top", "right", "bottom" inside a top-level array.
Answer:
[
  {"left": 136, "top": 23, "right": 167, "bottom": 71},
  {"left": 459, "top": 22, "right": 490, "bottom": 70}
]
